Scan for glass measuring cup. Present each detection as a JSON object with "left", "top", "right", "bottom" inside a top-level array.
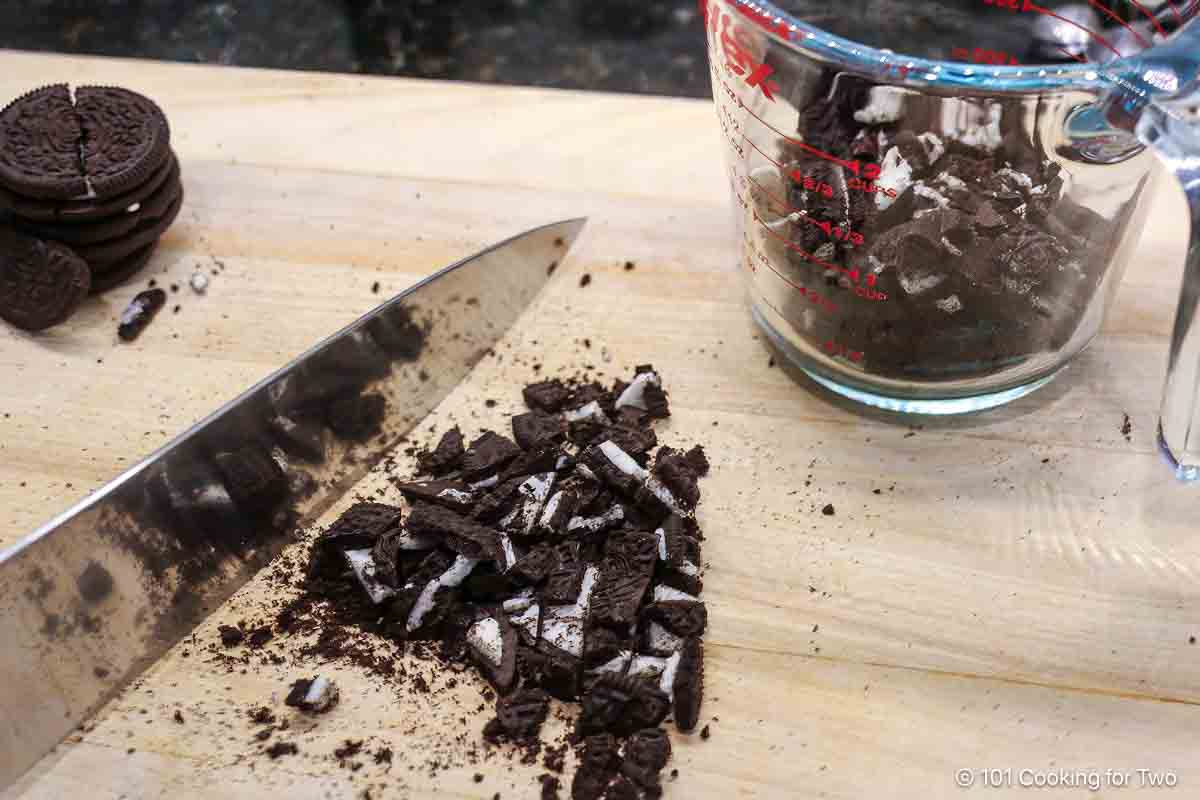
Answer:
[{"left": 704, "top": 0, "right": 1200, "bottom": 477}]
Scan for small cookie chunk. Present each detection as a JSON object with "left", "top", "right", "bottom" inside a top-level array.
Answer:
[
  {"left": 0, "top": 84, "right": 87, "bottom": 200},
  {"left": 405, "top": 501, "right": 506, "bottom": 562},
  {"left": 0, "top": 228, "right": 90, "bottom": 331},
  {"left": 523, "top": 378, "right": 571, "bottom": 412},
  {"left": 672, "top": 637, "right": 704, "bottom": 732},
  {"left": 512, "top": 410, "right": 565, "bottom": 450},
  {"left": 115, "top": 287, "right": 166, "bottom": 341},
  {"left": 483, "top": 687, "right": 550, "bottom": 742},
  {"left": 578, "top": 674, "right": 671, "bottom": 736},
  {"left": 590, "top": 531, "right": 658, "bottom": 628},
  {"left": 461, "top": 430, "right": 522, "bottom": 478},
  {"left": 317, "top": 501, "right": 402, "bottom": 552},
  {"left": 417, "top": 426, "right": 465, "bottom": 475},
  {"left": 74, "top": 85, "right": 172, "bottom": 198},
  {"left": 642, "top": 601, "right": 707, "bottom": 639}
]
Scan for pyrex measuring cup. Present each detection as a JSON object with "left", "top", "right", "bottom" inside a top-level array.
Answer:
[{"left": 704, "top": 0, "right": 1200, "bottom": 476}]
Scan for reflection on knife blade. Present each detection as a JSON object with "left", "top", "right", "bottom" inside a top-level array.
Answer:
[{"left": 0, "top": 217, "right": 587, "bottom": 787}]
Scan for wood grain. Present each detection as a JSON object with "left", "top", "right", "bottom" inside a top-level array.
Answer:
[{"left": 1, "top": 52, "right": 1198, "bottom": 799}]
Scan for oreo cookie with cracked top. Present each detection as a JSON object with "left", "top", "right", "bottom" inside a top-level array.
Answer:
[
  {"left": 73, "top": 187, "right": 183, "bottom": 268},
  {"left": 0, "top": 84, "right": 87, "bottom": 200},
  {"left": 0, "top": 227, "right": 90, "bottom": 330},
  {"left": 1, "top": 153, "right": 176, "bottom": 224},
  {"left": 74, "top": 86, "right": 172, "bottom": 198},
  {"left": 12, "top": 158, "right": 181, "bottom": 245}
]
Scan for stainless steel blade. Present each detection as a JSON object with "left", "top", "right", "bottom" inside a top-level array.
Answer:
[{"left": 0, "top": 217, "right": 587, "bottom": 786}]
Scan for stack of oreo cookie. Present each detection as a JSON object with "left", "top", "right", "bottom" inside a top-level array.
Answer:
[{"left": 0, "top": 84, "right": 181, "bottom": 329}]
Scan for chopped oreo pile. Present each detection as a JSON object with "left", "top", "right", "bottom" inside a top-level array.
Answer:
[
  {"left": 755, "top": 76, "right": 1123, "bottom": 380},
  {"left": 307, "top": 366, "right": 710, "bottom": 798}
]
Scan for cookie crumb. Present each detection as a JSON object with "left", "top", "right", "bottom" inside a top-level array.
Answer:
[
  {"left": 579, "top": 274, "right": 592, "bottom": 288},
  {"left": 822, "top": 504, "right": 835, "bottom": 516}
]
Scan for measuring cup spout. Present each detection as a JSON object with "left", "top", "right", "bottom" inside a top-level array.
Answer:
[{"left": 1117, "top": 28, "right": 1200, "bottom": 479}]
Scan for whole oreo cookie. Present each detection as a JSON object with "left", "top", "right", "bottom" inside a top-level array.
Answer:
[
  {"left": 0, "top": 85, "right": 87, "bottom": 201},
  {"left": 14, "top": 160, "right": 182, "bottom": 246},
  {"left": 75, "top": 86, "right": 171, "bottom": 198},
  {"left": 0, "top": 227, "right": 91, "bottom": 330}
]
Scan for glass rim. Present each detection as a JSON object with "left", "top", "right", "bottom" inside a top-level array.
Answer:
[{"left": 722, "top": 0, "right": 1200, "bottom": 95}]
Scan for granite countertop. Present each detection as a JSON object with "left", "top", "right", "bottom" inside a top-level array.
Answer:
[{"left": 2, "top": 0, "right": 713, "bottom": 98}]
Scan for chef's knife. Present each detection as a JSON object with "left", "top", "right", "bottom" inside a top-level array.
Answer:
[{"left": 0, "top": 217, "right": 587, "bottom": 787}]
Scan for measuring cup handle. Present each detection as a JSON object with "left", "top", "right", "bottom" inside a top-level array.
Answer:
[
  {"left": 1144, "top": 98, "right": 1200, "bottom": 479},
  {"left": 1124, "top": 31, "right": 1200, "bottom": 478}
]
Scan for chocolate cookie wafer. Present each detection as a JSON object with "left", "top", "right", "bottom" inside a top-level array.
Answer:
[
  {"left": 0, "top": 227, "right": 90, "bottom": 330},
  {"left": 76, "top": 188, "right": 182, "bottom": 269},
  {"left": 12, "top": 158, "right": 181, "bottom": 246},
  {"left": 0, "top": 85, "right": 87, "bottom": 201},
  {"left": 89, "top": 242, "right": 157, "bottom": 294}
]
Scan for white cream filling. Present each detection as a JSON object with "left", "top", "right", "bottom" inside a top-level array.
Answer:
[
  {"left": 343, "top": 548, "right": 397, "bottom": 604},
  {"left": 469, "top": 475, "right": 500, "bottom": 491},
  {"left": 567, "top": 504, "right": 625, "bottom": 533},
  {"left": 503, "top": 590, "right": 535, "bottom": 614},
  {"left": 614, "top": 371, "right": 662, "bottom": 411},
  {"left": 406, "top": 555, "right": 480, "bottom": 632},
  {"left": 875, "top": 147, "right": 913, "bottom": 211},
  {"left": 539, "top": 565, "right": 599, "bottom": 657},
  {"left": 628, "top": 655, "right": 668, "bottom": 680},
  {"left": 508, "top": 603, "right": 540, "bottom": 639},
  {"left": 437, "top": 487, "right": 474, "bottom": 504},
  {"left": 853, "top": 87, "right": 905, "bottom": 124},
  {"left": 467, "top": 617, "right": 505, "bottom": 666},
  {"left": 646, "top": 622, "right": 684, "bottom": 654},
  {"left": 597, "top": 440, "right": 687, "bottom": 516},
  {"left": 588, "top": 651, "right": 633, "bottom": 676},
  {"left": 654, "top": 585, "right": 700, "bottom": 604},
  {"left": 563, "top": 401, "right": 611, "bottom": 425},
  {"left": 658, "top": 651, "right": 682, "bottom": 698},
  {"left": 655, "top": 527, "right": 668, "bottom": 561},
  {"left": 303, "top": 676, "right": 339, "bottom": 711}
]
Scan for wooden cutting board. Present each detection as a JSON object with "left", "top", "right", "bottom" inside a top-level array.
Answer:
[{"left": 2, "top": 51, "right": 1199, "bottom": 800}]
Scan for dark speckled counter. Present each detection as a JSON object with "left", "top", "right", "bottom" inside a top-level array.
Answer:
[{"left": 0, "top": 0, "right": 713, "bottom": 98}]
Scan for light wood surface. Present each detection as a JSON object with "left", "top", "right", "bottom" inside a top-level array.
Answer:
[{"left": 2, "top": 51, "right": 1199, "bottom": 799}]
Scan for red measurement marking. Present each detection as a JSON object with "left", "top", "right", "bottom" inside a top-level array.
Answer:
[
  {"left": 743, "top": 172, "right": 867, "bottom": 246},
  {"left": 951, "top": 47, "right": 1019, "bottom": 65},
  {"left": 743, "top": 62, "right": 781, "bottom": 102},
  {"left": 823, "top": 339, "right": 865, "bottom": 362},
  {"left": 711, "top": 2, "right": 782, "bottom": 102},
  {"left": 719, "top": 77, "right": 878, "bottom": 177},
  {"left": 743, "top": 233, "right": 839, "bottom": 313},
  {"left": 754, "top": 211, "right": 889, "bottom": 301},
  {"left": 882, "top": 63, "right": 913, "bottom": 80}
]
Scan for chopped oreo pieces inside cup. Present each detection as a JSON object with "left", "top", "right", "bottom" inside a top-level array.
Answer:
[{"left": 305, "top": 365, "right": 711, "bottom": 797}]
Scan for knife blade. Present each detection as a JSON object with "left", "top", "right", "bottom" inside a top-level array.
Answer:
[{"left": 0, "top": 217, "right": 587, "bottom": 787}]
